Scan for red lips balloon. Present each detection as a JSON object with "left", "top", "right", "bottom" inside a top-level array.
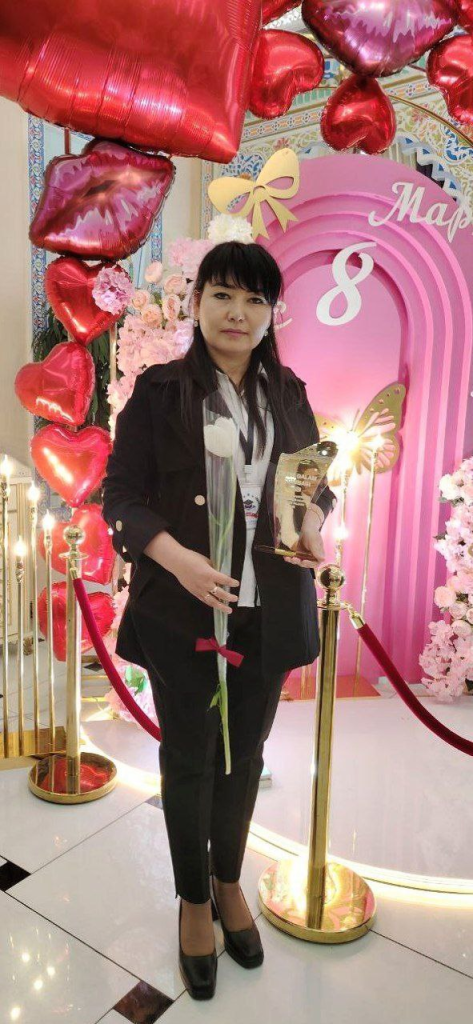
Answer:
[
  {"left": 249, "top": 30, "right": 324, "bottom": 119},
  {"left": 428, "top": 35, "right": 473, "bottom": 125},
  {"left": 38, "top": 505, "right": 115, "bottom": 586},
  {"left": 30, "top": 140, "right": 175, "bottom": 261},
  {"left": 0, "top": 0, "right": 261, "bottom": 163},
  {"left": 15, "top": 342, "right": 95, "bottom": 427},
  {"left": 38, "top": 582, "right": 114, "bottom": 661},
  {"left": 302, "top": 0, "right": 456, "bottom": 77},
  {"left": 321, "top": 75, "right": 397, "bottom": 154},
  {"left": 45, "top": 258, "right": 129, "bottom": 345},
  {"left": 31, "top": 425, "right": 112, "bottom": 506}
]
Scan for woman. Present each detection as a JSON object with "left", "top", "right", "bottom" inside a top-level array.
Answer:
[{"left": 102, "top": 241, "right": 337, "bottom": 1000}]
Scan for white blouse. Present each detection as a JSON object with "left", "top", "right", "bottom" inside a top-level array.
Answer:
[{"left": 216, "top": 366, "right": 274, "bottom": 607}]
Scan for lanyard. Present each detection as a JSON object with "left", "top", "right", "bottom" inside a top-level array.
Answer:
[{"left": 239, "top": 412, "right": 255, "bottom": 468}]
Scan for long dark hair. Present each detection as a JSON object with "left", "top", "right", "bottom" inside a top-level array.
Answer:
[{"left": 179, "top": 241, "right": 305, "bottom": 457}]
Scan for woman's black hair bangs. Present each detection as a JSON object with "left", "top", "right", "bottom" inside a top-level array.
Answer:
[{"left": 194, "top": 241, "right": 283, "bottom": 308}]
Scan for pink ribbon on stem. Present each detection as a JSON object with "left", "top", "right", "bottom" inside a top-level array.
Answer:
[{"left": 195, "top": 636, "right": 244, "bottom": 667}]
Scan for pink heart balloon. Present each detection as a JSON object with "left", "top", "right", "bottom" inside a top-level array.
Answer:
[
  {"left": 249, "top": 30, "right": 324, "bottom": 119},
  {"left": 31, "top": 425, "right": 112, "bottom": 506},
  {"left": 302, "top": 0, "right": 457, "bottom": 77}
]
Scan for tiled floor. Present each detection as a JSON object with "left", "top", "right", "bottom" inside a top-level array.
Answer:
[{"left": 1, "top": 646, "right": 473, "bottom": 1022}]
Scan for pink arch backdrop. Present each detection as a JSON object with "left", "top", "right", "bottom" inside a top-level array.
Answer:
[{"left": 262, "top": 154, "right": 473, "bottom": 682}]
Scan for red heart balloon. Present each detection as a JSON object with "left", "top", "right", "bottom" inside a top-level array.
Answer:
[
  {"left": 31, "top": 425, "right": 112, "bottom": 506},
  {"left": 30, "top": 140, "right": 175, "bottom": 261},
  {"left": 249, "top": 30, "right": 324, "bottom": 119},
  {"left": 302, "top": 0, "right": 456, "bottom": 77},
  {"left": 321, "top": 75, "right": 396, "bottom": 154},
  {"left": 0, "top": 0, "right": 260, "bottom": 162},
  {"left": 38, "top": 504, "right": 115, "bottom": 586},
  {"left": 45, "top": 258, "right": 128, "bottom": 345},
  {"left": 455, "top": 0, "right": 473, "bottom": 29},
  {"left": 263, "top": 0, "right": 301, "bottom": 23},
  {"left": 427, "top": 34, "right": 473, "bottom": 125},
  {"left": 15, "top": 342, "right": 95, "bottom": 427},
  {"left": 38, "top": 581, "right": 114, "bottom": 661}
]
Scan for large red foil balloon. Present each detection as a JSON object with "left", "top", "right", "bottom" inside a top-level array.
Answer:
[
  {"left": 30, "top": 140, "right": 175, "bottom": 261},
  {"left": 15, "top": 342, "right": 95, "bottom": 427},
  {"left": 249, "top": 30, "right": 324, "bottom": 118},
  {"left": 321, "top": 75, "right": 397, "bottom": 154},
  {"left": 0, "top": 0, "right": 261, "bottom": 162},
  {"left": 45, "top": 258, "right": 128, "bottom": 345},
  {"left": 302, "top": 0, "right": 456, "bottom": 77},
  {"left": 38, "top": 582, "right": 114, "bottom": 661},
  {"left": 263, "top": 0, "right": 301, "bottom": 23},
  {"left": 428, "top": 34, "right": 473, "bottom": 124},
  {"left": 31, "top": 425, "right": 112, "bottom": 506},
  {"left": 38, "top": 504, "right": 115, "bottom": 586}
]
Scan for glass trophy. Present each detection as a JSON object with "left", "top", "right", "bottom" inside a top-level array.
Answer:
[{"left": 256, "top": 440, "right": 338, "bottom": 558}]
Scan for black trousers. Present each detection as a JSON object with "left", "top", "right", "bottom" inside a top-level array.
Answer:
[{"left": 144, "top": 606, "right": 288, "bottom": 904}]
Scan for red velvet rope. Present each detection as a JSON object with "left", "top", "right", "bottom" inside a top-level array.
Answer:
[
  {"left": 73, "top": 578, "right": 161, "bottom": 742},
  {"left": 358, "top": 621, "right": 473, "bottom": 756}
]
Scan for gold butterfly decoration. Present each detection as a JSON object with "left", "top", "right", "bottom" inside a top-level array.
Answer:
[{"left": 315, "top": 382, "right": 406, "bottom": 486}]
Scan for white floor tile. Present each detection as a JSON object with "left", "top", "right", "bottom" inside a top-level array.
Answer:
[
  {"left": 10, "top": 802, "right": 274, "bottom": 1000},
  {"left": 163, "top": 915, "right": 473, "bottom": 1024},
  {"left": 0, "top": 890, "right": 136, "bottom": 1024},
  {"left": 0, "top": 766, "right": 157, "bottom": 872}
]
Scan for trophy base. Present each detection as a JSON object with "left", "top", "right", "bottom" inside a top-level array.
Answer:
[{"left": 255, "top": 544, "right": 317, "bottom": 560}]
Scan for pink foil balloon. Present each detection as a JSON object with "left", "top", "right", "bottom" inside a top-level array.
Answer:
[
  {"left": 31, "top": 424, "right": 112, "bottom": 506},
  {"left": 321, "top": 75, "right": 397, "bottom": 154},
  {"left": 249, "top": 30, "right": 324, "bottom": 118},
  {"left": 428, "top": 34, "right": 473, "bottom": 124},
  {"left": 15, "top": 342, "right": 95, "bottom": 426},
  {"left": 38, "top": 503, "right": 115, "bottom": 585},
  {"left": 302, "top": 0, "right": 457, "bottom": 77},
  {"left": 30, "top": 140, "right": 175, "bottom": 261},
  {"left": 0, "top": 0, "right": 261, "bottom": 163}
]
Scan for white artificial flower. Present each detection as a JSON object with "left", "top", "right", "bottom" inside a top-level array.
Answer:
[
  {"left": 439, "top": 474, "right": 461, "bottom": 501},
  {"left": 204, "top": 416, "right": 238, "bottom": 458},
  {"left": 207, "top": 213, "right": 254, "bottom": 245}
]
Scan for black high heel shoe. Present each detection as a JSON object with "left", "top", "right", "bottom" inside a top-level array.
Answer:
[
  {"left": 209, "top": 873, "right": 264, "bottom": 969},
  {"left": 178, "top": 898, "right": 217, "bottom": 1000}
]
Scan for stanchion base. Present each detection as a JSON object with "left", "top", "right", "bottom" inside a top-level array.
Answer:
[
  {"left": 258, "top": 859, "right": 376, "bottom": 943},
  {"left": 28, "top": 752, "right": 117, "bottom": 804}
]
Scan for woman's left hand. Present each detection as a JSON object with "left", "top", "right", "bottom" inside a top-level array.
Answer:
[{"left": 283, "top": 516, "right": 325, "bottom": 569}]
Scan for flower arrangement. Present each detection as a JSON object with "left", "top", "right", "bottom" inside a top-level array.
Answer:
[{"left": 419, "top": 456, "right": 473, "bottom": 702}]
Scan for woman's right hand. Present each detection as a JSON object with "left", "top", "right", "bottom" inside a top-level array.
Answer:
[{"left": 172, "top": 548, "right": 240, "bottom": 614}]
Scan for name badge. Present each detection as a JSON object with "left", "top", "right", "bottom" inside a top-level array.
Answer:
[{"left": 241, "top": 484, "right": 261, "bottom": 530}]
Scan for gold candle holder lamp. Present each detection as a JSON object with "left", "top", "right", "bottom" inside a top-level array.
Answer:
[
  {"left": 258, "top": 564, "right": 376, "bottom": 942},
  {"left": 28, "top": 524, "right": 117, "bottom": 802},
  {"left": 14, "top": 537, "right": 26, "bottom": 755},
  {"left": 1, "top": 455, "right": 12, "bottom": 756},
  {"left": 27, "top": 482, "right": 41, "bottom": 746},
  {"left": 42, "top": 512, "right": 56, "bottom": 748}
]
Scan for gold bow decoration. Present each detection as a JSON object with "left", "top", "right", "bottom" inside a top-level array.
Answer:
[{"left": 208, "top": 147, "right": 300, "bottom": 240}]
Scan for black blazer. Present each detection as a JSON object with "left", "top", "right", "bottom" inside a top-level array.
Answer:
[{"left": 101, "top": 359, "right": 337, "bottom": 679}]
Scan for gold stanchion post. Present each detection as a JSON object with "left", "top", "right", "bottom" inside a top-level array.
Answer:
[
  {"left": 258, "top": 564, "right": 376, "bottom": 942},
  {"left": 1, "top": 455, "right": 11, "bottom": 757},
  {"left": 14, "top": 538, "right": 26, "bottom": 755},
  {"left": 28, "top": 525, "right": 117, "bottom": 802}
]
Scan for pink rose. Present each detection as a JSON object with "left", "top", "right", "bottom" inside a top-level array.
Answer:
[
  {"left": 141, "top": 304, "right": 163, "bottom": 328},
  {"left": 144, "top": 261, "right": 163, "bottom": 284},
  {"left": 450, "top": 600, "right": 468, "bottom": 619},
  {"left": 452, "top": 620, "right": 472, "bottom": 638},
  {"left": 434, "top": 586, "right": 455, "bottom": 608},
  {"left": 163, "top": 273, "right": 187, "bottom": 296},
  {"left": 162, "top": 294, "right": 181, "bottom": 321},
  {"left": 132, "top": 289, "right": 150, "bottom": 310},
  {"left": 466, "top": 608, "right": 473, "bottom": 624}
]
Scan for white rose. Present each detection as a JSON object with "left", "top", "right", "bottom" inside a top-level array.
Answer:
[
  {"left": 450, "top": 600, "right": 468, "bottom": 619},
  {"left": 439, "top": 474, "right": 460, "bottom": 500},
  {"left": 204, "top": 417, "right": 238, "bottom": 458},
  {"left": 452, "top": 620, "right": 473, "bottom": 638}
]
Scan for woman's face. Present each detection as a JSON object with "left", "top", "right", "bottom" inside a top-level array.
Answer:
[{"left": 193, "top": 277, "right": 273, "bottom": 363}]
